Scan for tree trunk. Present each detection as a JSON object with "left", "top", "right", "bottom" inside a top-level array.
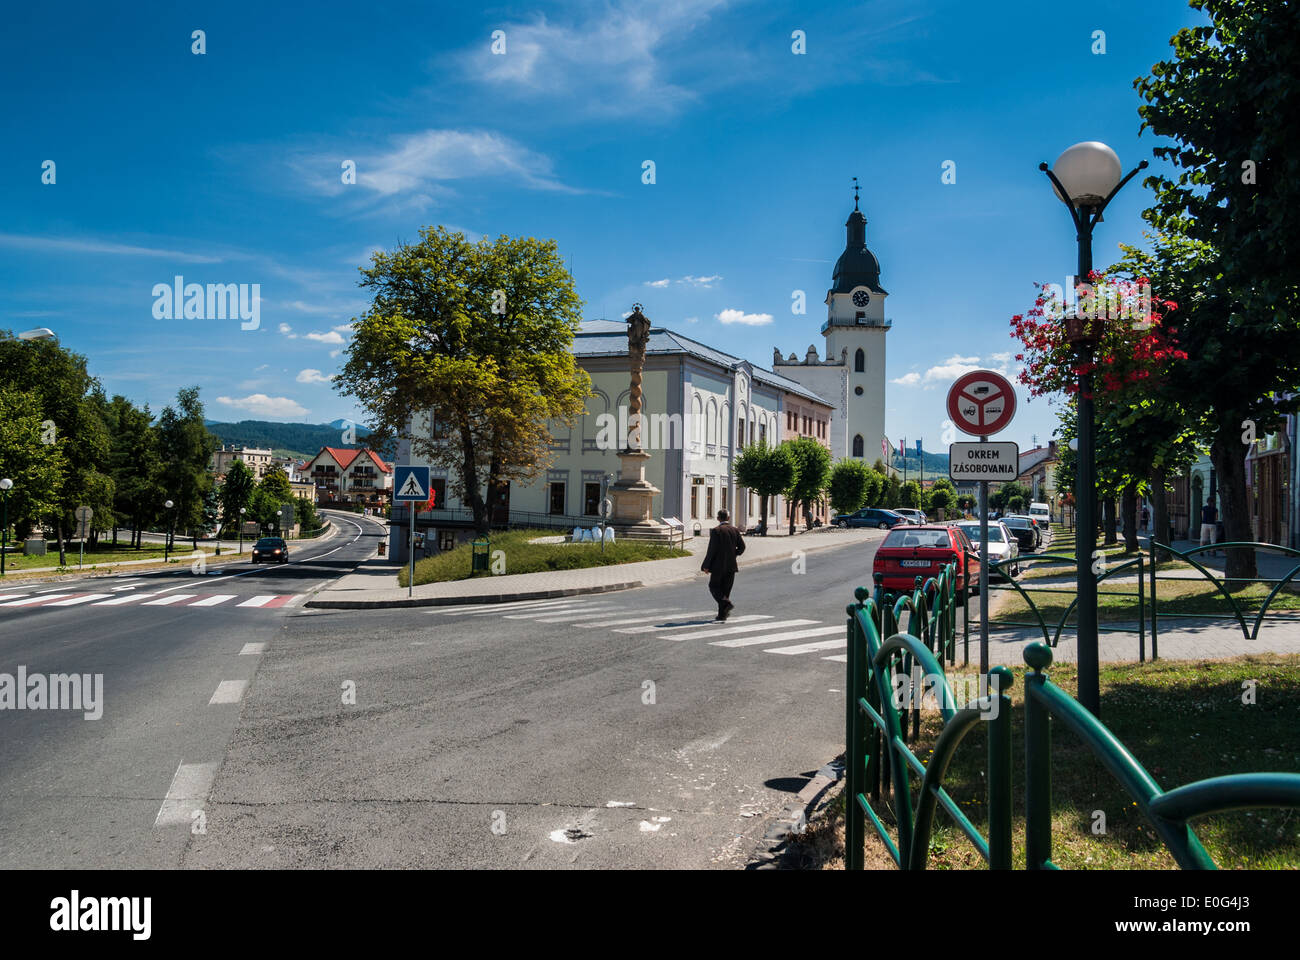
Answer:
[
  {"left": 56, "top": 519, "right": 67, "bottom": 566},
  {"left": 1121, "top": 483, "right": 1138, "bottom": 553},
  {"left": 1102, "top": 496, "right": 1118, "bottom": 545},
  {"left": 1151, "top": 464, "right": 1170, "bottom": 563},
  {"left": 1210, "top": 423, "right": 1257, "bottom": 581},
  {"left": 759, "top": 493, "right": 768, "bottom": 531},
  {"left": 787, "top": 497, "right": 795, "bottom": 536},
  {"left": 459, "top": 426, "right": 489, "bottom": 537}
]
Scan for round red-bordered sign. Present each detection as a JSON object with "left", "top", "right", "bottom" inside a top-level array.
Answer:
[{"left": 947, "top": 370, "right": 1016, "bottom": 437}]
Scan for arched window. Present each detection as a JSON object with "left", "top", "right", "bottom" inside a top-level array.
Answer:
[
  {"left": 854, "top": 348, "right": 865, "bottom": 373},
  {"left": 852, "top": 434, "right": 864, "bottom": 458}
]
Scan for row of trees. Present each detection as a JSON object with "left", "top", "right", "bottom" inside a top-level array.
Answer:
[
  {"left": 1012, "top": 0, "right": 1299, "bottom": 578},
  {"left": 0, "top": 333, "right": 317, "bottom": 565},
  {"left": 734, "top": 440, "right": 964, "bottom": 530}
]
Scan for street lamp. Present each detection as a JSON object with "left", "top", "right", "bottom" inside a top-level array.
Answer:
[
  {"left": 17, "top": 328, "right": 56, "bottom": 341},
  {"left": 164, "top": 499, "right": 174, "bottom": 563},
  {"left": 0, "top": 478, "right": 12, "bottom": 577},
  {"left": 239, "top": 506, "right": 247, "bottom": 555},
  {"left": 1040, "top": 141, "right": 1147, "bottom": 717}
]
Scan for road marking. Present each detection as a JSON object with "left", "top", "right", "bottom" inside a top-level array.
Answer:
[
  {"left": 46, "top": 593, "right": 113, "bottom": 606},
  {"left": 209, "top": 679, "right": 249, "bottom": 704},
  {"left": 615, "top": 614, "right": 771, "bottom": 635},
  {"left": 506, "top": 604, "right": 620, "bottom": 622},
  {"left": 657, "top": 618, "right": 816, "bottom": 642},
  {"left": 237, "top": 595, "right": 276, "bottom": 608},
  {"left": 96, "top": 592, "right": 164, "bottom": 605},
  {"left": 240, "top": 642, "right": 266, "bottom": 655},
  {"left": 0, "top": 594, "right": 29, "bottom": 602},
  {"left": 189, "top": 595, "right": 236, "bottom": 607},
  {"left": 823, "top": 654, "right": 848, "bottom": 663},
  {"left": 143, "top": 594, "right": 197, "bottom": 606},
  {"left": 280, "top": 593, "right": 309, "bottom": 607},
  {"left": 570, "top": 608, "right": 682, "bottom": 627},
  {"left": 443, "top": 598, "right": 590, "bottom": 616},
  {"left": 765, "top": 637, "right": 848, "bottom": 655},
  {"left": 0, "top": 593, "right": 74, "bottom": 606},
  {"left": 712, "top": 625, "right": 844, "bottom": 648},
  {"left": 154, "top": 761, "right": 220, "bottom": 827}
]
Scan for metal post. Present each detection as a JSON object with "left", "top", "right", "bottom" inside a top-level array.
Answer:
[
  {"left": 1, "top": 489, "right": 8, "bottom": 577},
  {"left": 165, "top": 512, "right": 173, "bottom": 563},
  {"left": 979, "top": 438, "right": 989, "bottom": 675},
  {"left": 986, "top": 666, "right": 1013, "bottom": 869},
  {"left": 408, "top": 503, "right": 415, "bottom": 598},
  {"left": 1075, "top": 219, "right": 1101, "bottom": 715},
  {"left": 1024, "top": 651, "right": 1053, "bottom": 869}
]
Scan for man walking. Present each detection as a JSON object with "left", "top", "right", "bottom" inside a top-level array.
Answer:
[
  {"left": 701, "top": 509, "right": 745, "bottom": 621},
  {"left": 1200, "top": 500, "right": 1218, "bottom": 556}
]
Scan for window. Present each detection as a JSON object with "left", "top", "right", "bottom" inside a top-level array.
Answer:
[
  {"left": 584, "top": 483, "right": 601, "bottom": 516},
  {"left": 854, "top": 348, "right": 865, "bottom": 373},
  {"left": 759, "top": 421, "right": 766, "bottom": 444},
  {"left": 691, "top": 483, "right": 699, "bottom": 519},
  {"left": 706, "top": 486, "right": 715, "bottom": 519},
  {"left": 738, "top": 418, "right": 745, "bottom": 446},
  {"left": 853, "top": 434, "right": 864, "bottom": 458},
  {"left": 438, "top": 529, "right": 456, "bottom": 551},
  {"left": 721, "top": 487, "right": 728, "bottom": 512},
  {"left": 431, "top": 478, "right": 446, "bottom": 509},
  {"left": 856, "top": 312, "right": 866, "bottom": 323},
  {"left": 549, "top": 482, "right": 566, "bottom": 515}
]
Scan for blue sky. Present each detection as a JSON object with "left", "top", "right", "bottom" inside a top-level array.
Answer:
[{"left": 1, "top": 0, "right": 1208, "bottom": 454}]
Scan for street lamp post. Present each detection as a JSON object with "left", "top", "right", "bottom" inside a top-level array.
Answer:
[
  {"left": 1040, "top": 142, "right": 1147, "bottom": 717},
  {"left": 239, "top": 506, "right": 247, "bottom": 555},
  {"left": 0, "top": 478, "right": 12, "bottom": 577},
  {"left": 164, "top": 499, "right": 175, "bottom": 563}
]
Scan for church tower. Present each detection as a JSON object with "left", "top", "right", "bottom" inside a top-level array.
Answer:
[{"left": 773, "top": 181, "right": 890, "bottom": 463}]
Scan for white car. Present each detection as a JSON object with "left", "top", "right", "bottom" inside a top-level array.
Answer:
[
  {"left": 956, "top": 521, "right": 1020, "bottom": 578},
  {"left": 894, "top": 508, "right": 927, "bottom": 525}
]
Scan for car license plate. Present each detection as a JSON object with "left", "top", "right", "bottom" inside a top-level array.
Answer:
[{"left": 900, "top": 560, "right": 930, "bottom": 568}]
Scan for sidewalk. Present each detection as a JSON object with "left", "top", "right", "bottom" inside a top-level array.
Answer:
[{"left": 306, "top": 526, "right": 886, "bottom": 608}]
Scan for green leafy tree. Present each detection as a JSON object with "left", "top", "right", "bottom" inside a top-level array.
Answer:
[
  {"left": 781, "top": 436, "right": 831, "bottom": 534},
  {"left": 246, "top": 487, "right": 281, "bottom": 534},
  {"left": 0, "top": 387, "right": 67, "bottom": 540},
  {"left": 928, "top": 481, "right": 956, "bottom": 519},
  {"left": 220, "top": 460, "right": 257, "bottom": 533},
  {"left": 294, "top": 495, "right": 320, "bottom": 533},
  {"left": 157, "top": 387, "right": 219, "bottom": 549},
  {"left": 104, "top": 395, "right": 164, "bottom": 547},
  {"left": 899, "top": 480, "right": 922, "bottom": 509},
  {"left": 258, "top": 466, "right": 293, "bottom": 504},
  {"left": 733, "top": 441, "right": 794, "bottom": 531},
  {"left": 828, "top": 459, "right": 871, "bottom": 516},
  {"left": 335, "top": 227, "right": 591, "bottom": 535}
]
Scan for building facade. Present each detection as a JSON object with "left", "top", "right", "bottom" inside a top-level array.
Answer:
[
  {"left": 209, "top": 445, "right": 274, "bottom": 480},
  {"left": 304, "top": 447, "right": 393, "bottom": 509}
]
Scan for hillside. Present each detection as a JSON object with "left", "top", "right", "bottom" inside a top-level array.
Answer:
[{"left": 205, "top": 419, "right": 372, "bottom": 459}]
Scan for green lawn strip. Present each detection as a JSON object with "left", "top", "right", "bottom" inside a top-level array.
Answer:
[
  {"left": 0, "top": 544, "right": 175, "bottom": 572},
  {"left": 401, "top": 529, "right": 691, "bottom": 586},
  {"left": 858, "top": 656, "right": 1300, "bottom": 870}
]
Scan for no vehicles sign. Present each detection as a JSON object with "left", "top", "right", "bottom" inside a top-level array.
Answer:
[{"left": 948, "top": 441, "right": 1020, "bottom": 481}]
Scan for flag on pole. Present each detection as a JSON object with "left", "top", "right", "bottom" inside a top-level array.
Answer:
[
  {"left": 880, "top": 436, "right": 891, "bottom": 462},
  {"left": 898, "top": 438, "right": 905, "bottom": 458}
]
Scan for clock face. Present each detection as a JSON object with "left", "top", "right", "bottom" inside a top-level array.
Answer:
[{"left": 852, "top": 290, "right": 870, "bottom": 308}]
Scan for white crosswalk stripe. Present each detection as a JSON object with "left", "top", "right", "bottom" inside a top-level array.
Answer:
[
  {"left": 614, "top": 614, "right": 770, "bottom": 635},
  {"left": 658, "top": 618, "right": 817, "bottom": 642},
  {"left": 188, "top": 595, "right": 236, "bottom": 607},
  {"left": 0, "top": 594, "right": 28, "bottom": 602},
  {"left": 765, "top": 637, "right": 847, "bottom": 655},
  {"left": 46, "top": 594, "right": 114, "bottom": 606},
  {"left": 143, "top": 594, "right": 197, "bottom": 606},
  {"left": 443, "top": 598, "right": 586, "bottom": 616},
  {"left": 96, "top": 593, "right": 165, "bottom": 605},
  {"left": 822, "top": 654, "right": 848, "bottom": 663},
  {"left": 710, "top": 625, "right": 844, "bottom": 648},
  {"left": 574, "top": 608, "right": 682, "bottom": 627},
  {"left": 0, "top": 593, "right": 73, "bottom": 606},
  {"left": 237, "top": 595, "right": 276, "bottom": 608},
  {"left": 507, "top": 604, "right": 621, "bottom": 622}
]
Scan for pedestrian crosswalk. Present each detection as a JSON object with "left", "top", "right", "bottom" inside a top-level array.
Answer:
[
  {"left": 0, "top": 591, "right": 304, "bottom": 612},
  {"left": 434, "top": 596, "right": 849, "bottom": 663}
]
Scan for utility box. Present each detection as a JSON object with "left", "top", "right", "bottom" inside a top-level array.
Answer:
[{"left": 471, "top": 538, "right": 490, "bottom": 574}]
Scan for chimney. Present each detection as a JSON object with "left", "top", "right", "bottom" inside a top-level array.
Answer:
[{"left": 1048, "top": 440, "right": 1058, "bottom": 456}]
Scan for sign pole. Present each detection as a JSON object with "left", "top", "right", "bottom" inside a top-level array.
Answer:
[
  {"left": 979, "top": 435, "right": 989, "bottom": 675},
  {"left": 408, "top": 502, "right": 415, "bottom": 598}
]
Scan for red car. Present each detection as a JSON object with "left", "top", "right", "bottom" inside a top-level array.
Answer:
[{"left": 872, "top": 524, "right": 981, "bottom": 598}]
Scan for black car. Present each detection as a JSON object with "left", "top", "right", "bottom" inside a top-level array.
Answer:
[
  {"left": 834, "top": 508, "right": 909, "bottom": 530},
  {"left": 251, "top": 537, "right": 289, "bottom": 564},
  {"left": 1000, "top": 517, "right": 1038, "bottom": 552}
]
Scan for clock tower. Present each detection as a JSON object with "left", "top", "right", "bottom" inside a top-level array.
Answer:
[{"left": 773, "top": 181, "right": 890, "bottom": 463}]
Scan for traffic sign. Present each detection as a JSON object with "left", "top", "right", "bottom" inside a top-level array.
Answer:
[
  {"left": 393, "top": 465, "right": 431, "bottom": 502},
  {"left": 947, "top": 370, "right": 1017, "bottom": 437},
  {"left": 948, "top": 441, "right": 1020, "bottom": 481},
  {"left": 74, "top": 505, "right": 93, "bottom": 539}
]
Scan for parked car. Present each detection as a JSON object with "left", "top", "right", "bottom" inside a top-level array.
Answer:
[
  {"left": 956, "top": 521, "right": 1020, "bottom": 578},
  {"left": 1028, "top": 502, "right": 1051, "bottom": 527},
  {"left": 1001, "top": 516, "right": 1038, "bottom": 552},
  {"left": 251, "top": 536, "right": 289, "bottom": 564},
  {"left": 893, "top": 508, "right": 928, "bottom": 525},
  {"left": 1006, "top": 514, "right": 1047, "bottom": 547},
  {"left": 834, "top": 508, "right": 909, "bottom": 530},
  {"left": 872, "top": 524, "right": 981, "bottom": 598}
]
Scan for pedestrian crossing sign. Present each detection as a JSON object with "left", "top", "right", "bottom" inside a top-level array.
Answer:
[{"left": 394, "top": 465, "right": 431, "bottom": 502}]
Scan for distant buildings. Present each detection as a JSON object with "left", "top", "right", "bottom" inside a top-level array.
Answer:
[
  {"left": 304, "top": 447, "right": 394, "bottom": 509},
  {"left": 209, "top": 445, "right": 274, "bottom": 480}
]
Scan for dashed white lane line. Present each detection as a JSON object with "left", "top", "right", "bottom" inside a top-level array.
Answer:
[
  {"left": 154, "top": 761, "right": 220, "bottom": 827},
  {"left": 188, "top": 594, "right": 236, "bottom": 607},
  {"left": 239, "top": 642, "right": 266, "bottom": 655},
  {"left": 236, "top": 595, "right": 275, "bottom": 608},
  {"left": 655, "top": 618, "right": 813, "bottom": 642},
  {"left": 46, "top": 594, "right": 115, "bottom": 606},
  {"left": 209, "top": 679, "right": 249, "bottom": 704},
  {"left": 711, "top": 625, "right": 844, "bottom": 648},
  {"left": 142, "top": 594, "right": 197, "bottom": 606},
  {"left": 764, "top": 637, "right": 848, "bottom": 655}
]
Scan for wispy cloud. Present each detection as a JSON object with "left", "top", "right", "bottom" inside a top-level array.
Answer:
[
  {"left": 644, "top": 278, "right": 670, "bottom": 288},
  {"left": 891, "top": 372, "right": 921, "bottom": 386},
  {"left": 305, "top": 330, "right": 345, "bottom": 344},
  {"left": 0, "top": 233, "right": 222, "bottom": 263},
  {"left": 296, "top": 368, "right": 334, "bottom": 384},
  {"left": 216, "top": 394, "right": 309, "bottom": 418},
  {"left": 716, "top": 308, "right": 772, "bottom": 326}
]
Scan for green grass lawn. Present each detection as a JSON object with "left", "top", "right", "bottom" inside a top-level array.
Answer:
[
  {"left": 399, "top": 529, "right": 691, "bottom": 586},
  {"left": 801, "top": 655, "right": 1300, "bottom": 869},
  {"left": 0, "top": 542, "right": 177, "bottom": 572}
]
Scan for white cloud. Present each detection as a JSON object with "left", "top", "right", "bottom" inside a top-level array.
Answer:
[
  {"left": 716, "top": 308, "right": 772, "bottom": 327},
  {"left": 277, "top": 323, "right": 298, "bottom": 339},
  {"left": 679, "top": 274, "right": 722, "bottom": 288},
  {"left": 891, "top": 372, "right": 922, "bottom": 386},
  {"left": 922, "top": 355, "right": 983, "bottom": 382},
  {"left": 989, "top": 351, "right": 1012, "bottom": 364},
  {"left": 330, "top": 323, "right": 353, "bottom": 333},
  {"left": 684, "top": 316, "right": 699, "bottom": 324},
  {"left": 305, "top": 330, "right": 345, "bottom": 344},
  {"left": 645, "top": 278, "right": 670, "bottom": 288},
  {"left": 296, "top": 368, "right": 334, "bottom": 384},
  {"left": 0, "top": 233, "right": 222, "bottom": 263},
  {"left": 216, "top": 394, "right": 309, "bottom": 418},
  {"left": 329, "top": 349, "right": 342, "bottom": 359}
]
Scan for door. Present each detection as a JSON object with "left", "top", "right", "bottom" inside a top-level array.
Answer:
[{"left": 489, "top": 479, "right": 510, "bottom": 525}]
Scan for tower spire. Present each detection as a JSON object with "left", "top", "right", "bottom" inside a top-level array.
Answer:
[{"left": 852, "top": 176, "right": 860, "bottom": 211}]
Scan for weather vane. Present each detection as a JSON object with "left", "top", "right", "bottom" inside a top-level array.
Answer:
[{"left": 853, "top": 176, "right": 860, "bottom": 210}]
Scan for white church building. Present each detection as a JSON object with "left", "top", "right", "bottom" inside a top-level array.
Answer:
[{"left": 773, "top": 190, "right": 890, "bottom": 464}]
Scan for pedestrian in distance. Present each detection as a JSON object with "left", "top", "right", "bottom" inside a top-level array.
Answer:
[
  {"left": 1200, "top": 501, "right": 1218, "bottom": 556},
  {"left": 1140, "top": 505, "right": 1150, "bottom": 534},
  {"left": 701, "top": 509, "right": 745, "bottom": 621}
]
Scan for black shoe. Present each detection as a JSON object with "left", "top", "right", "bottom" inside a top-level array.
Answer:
[{"left": 721, "top": 601, "right": 734, "bottom": 620}]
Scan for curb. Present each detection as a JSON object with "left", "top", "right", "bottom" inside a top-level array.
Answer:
[
  {"left": 304, "top": 580, "right": 645, "bottom": 609},
  {"left": 747, "top": 756, "right": 845, "bottom": 870}
]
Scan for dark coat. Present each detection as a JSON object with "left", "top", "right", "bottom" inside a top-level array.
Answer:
[{"left": 702, "top": 523, "right": 746, "bottom": 575}]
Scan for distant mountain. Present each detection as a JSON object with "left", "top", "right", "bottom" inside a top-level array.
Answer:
[
  {"left": 204, "top": 419, "right": 372, "bottom": 460},
  {"left": 885, "top": 450, "right": 950, "bottom": 478}
]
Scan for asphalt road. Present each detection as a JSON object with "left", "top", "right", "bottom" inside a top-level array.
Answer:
[{"left": 0, "top": 509, "right": 388, "bottom": 868}]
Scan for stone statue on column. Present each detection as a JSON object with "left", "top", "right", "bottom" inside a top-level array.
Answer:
[{"left": 607, "top": 304, "right": 668, "bottom": 536}]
